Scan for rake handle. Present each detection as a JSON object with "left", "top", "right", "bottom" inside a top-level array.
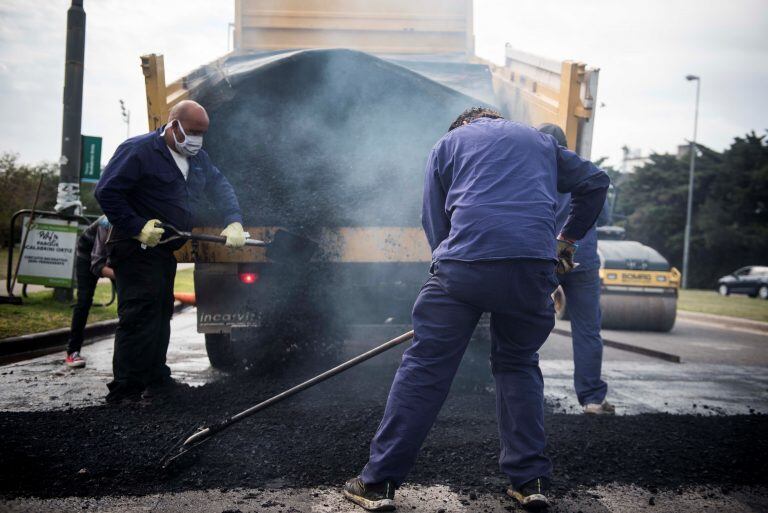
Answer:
[
  {"left": 189, "top": 232, "right": 267, "bottom": 247},
  {"left": 157, "top": 223, "right": 267, "bottom": 247},
  {"left": 183, "top": 329, "right": 416, "bottom": 447}
]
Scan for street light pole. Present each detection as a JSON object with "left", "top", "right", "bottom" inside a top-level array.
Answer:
[{"left": 682, "top": 74, "right": 700, "bottom": 289}]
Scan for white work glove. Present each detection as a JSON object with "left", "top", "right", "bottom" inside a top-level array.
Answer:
[
  {"left": 134, "top": 219, "right": 164, "bottom": 247},
  {"left": 220, "top": 222, "right": 246, "bottom": 248}
]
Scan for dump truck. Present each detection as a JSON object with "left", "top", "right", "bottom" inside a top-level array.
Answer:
[{"left": 140, "top": 0, "right": 677, "bottom": 367}]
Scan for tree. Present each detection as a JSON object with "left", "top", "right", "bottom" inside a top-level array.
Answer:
[
  {"left": 0, "top": 153, "right": 58, "bottom": 247},
  {"left": 0, "top": 152, "right": 103, "bottom": 248},
  {"left": 615, "top": 132, "right": 768, "bottom": 288}
]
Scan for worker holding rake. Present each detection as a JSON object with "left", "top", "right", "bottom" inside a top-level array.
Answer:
[{"left": 344, "top": 107, "right": 610, "bottom": 511}]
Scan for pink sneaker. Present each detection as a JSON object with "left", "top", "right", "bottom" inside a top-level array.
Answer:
[{"left": 65, "top": 351, "right": 86, "bottom": 368}]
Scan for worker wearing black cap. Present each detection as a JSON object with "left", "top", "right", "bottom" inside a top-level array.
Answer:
[
  {"left": 343, "top": 108, "right": 610, "bottom": 511},
  {"left": 538, "top": 123, "right": 614, "bottom": 416},
  {"left": 96, "top": 100, "right": 245, "bottom": 403}
]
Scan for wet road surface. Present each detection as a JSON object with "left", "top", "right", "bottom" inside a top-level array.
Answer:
[
  {"left": 2, "top": 309, "right": 765, "bottom": 415},
  {"left": 1, "top": 308, "right": 766, "bottom": 512}
]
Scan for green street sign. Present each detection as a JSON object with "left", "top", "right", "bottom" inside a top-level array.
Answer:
[{"left": 80, "top": 135, "right": 102, "bottom": 183}]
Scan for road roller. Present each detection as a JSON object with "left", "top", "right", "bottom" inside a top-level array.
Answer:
[{"left": 554, "top": 227, "right": 681, "bottom": 332}]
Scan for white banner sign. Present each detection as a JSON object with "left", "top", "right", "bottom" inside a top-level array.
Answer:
[{"left": 16, "top": 216, "right": 79, "bottom": 288}]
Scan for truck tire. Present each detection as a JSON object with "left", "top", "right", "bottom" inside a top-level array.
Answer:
[{"left": 205, "top": 333, "right": 237, "bottom": 370}]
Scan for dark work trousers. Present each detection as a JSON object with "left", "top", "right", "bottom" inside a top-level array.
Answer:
[
  {"left": 107, "top": 244, "right": 177, "bottom": 394},
  {"left": 361, "top": 259, "right": 557, "bottom": 488},
  {"left": 66, "top": 257, "right": 99, "bottom": 354},
  {"left": 557, "top": 268, "right": 608, "bottom": 405}
]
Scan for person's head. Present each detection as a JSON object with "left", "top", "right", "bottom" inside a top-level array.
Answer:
[
  {"left": 163, "top": 100, "right": 210, "bottom": 157},
  {"left": 537, "top": 123, "right": 567, "bottom": 148},
  {"left": 448, "top": 107, "right": 503, "bottom": 132}
]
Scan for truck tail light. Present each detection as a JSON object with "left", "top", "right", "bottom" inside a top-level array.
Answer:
[{"left": 239, "top": 272, "right": 259, "bottom": 284}]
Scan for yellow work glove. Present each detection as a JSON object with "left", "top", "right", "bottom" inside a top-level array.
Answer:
[
  {"left": 134, "top": 219, "right": 164, "bottom": 247},
  {"left": 556, "top": 237, "right": 579, "bottom": 274},
  {"left": 220, "top": 222, "right": 246, "bottom": 248}
]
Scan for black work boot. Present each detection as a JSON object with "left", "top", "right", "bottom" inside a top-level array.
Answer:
[
  {"left": 506, "top": 477, "right": 550, "bottom": 510},
  {"left": 342, "top": 476, "right": 396, "bottom": 511},
  {"left": 105, "top": 384, "right": 142, "bottom": 404},
  {"left": 141, "top": 377, "right": 184, "bottom": 400}
]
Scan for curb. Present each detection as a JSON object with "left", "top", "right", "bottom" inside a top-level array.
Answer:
[
  {"left": 677, "top": 310, "right": 768, "bottom": 333},
  {"left": 0, "top": 301, "right": 189, "bottom": 363}
]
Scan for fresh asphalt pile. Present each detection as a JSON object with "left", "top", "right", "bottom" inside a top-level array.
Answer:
[{"left": 0, "top": 328, "right": 765, "bottom": 500}]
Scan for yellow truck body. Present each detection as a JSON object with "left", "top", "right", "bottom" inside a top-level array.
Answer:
[{"left": 141, "top": 0, "right": 600, "bottom": 266}]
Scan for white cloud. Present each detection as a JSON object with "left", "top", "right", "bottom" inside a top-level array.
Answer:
[
  {"left": 474, "top": 0, "right": 768, "bottom": 166},
  {"left": 0, "top": 0, "right": 766, "bottom": 169},
  {"left": 0, "top": 0, "right": 232, "bottom": 165}
]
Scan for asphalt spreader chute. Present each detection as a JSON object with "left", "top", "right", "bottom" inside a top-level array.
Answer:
[{"left": 160, "top": 329, "right": 415, "bottom": 470}]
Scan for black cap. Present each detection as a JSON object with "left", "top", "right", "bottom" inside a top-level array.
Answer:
[{"left": 538, "top": 123, "right": 567, "bottom": 147}]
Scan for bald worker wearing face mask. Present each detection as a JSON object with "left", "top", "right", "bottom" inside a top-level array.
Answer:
[{"left": 96, "top": 100, "right": 244, "bottom": 403}]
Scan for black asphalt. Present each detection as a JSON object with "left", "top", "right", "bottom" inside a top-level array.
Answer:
[{"left": 0, "top": 326, "right": 765, "bottom": 500}]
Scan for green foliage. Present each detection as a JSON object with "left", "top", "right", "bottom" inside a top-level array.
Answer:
[
  {"left": 678, "top": 289, "right": 768, "bottom": 323},
  {"left": 0, "top": 153, "right": 58, "bottom": 248},
  {"left": 615, "top": 132, "right": 768, "bottom": 288},
  {"left": 0, "top": 152, "right": 102, "bottom": 247}
]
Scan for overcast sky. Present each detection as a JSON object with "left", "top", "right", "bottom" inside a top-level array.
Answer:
[{"left": 1, "top": 0, "right": 766, "bottom": 168}]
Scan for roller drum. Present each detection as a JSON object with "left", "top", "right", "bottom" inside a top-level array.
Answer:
[{"left": 599, "top": 293, "right": 677, "bottom": 332}]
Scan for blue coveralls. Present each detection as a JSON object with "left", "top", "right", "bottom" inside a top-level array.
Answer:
[
  {"left": 555, "top": 196, "right": 610, "bottom": 406},
  {"left": 95, "top": 127, "right": 242, "bottom": 394},
  {"left": 360, "top": 118, "right": 610, "bottom": 488}
]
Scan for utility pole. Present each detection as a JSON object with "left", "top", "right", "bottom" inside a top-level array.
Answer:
[
  {"left": 55, "top": 0, "right": 86, "bottom": 216},
  {"left": 53, "top": 0, "right": 86, "bottom": 302},
  {"left": 682, "top": 75, "right": 701, "bottom": 290},
  {"left": 120, "top": 99, "right": 130, "bottom": 139}
]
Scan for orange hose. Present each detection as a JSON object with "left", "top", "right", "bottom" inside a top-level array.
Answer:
[{"left": 174, "top": 292, "right": 196, "bottom": 305}]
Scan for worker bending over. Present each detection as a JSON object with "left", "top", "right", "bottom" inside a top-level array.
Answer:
[
  {"left": 539, "top": 123, "right": 614, "bottom": 415},
  {"left": 64, "top": 215, "right": 113, "bottom": 368},
  {"left": 343, "top": 108, "right": 610, "bottom": 511},
  {"left": 96, "top": 100, "right": 245, "bottom": 403}
]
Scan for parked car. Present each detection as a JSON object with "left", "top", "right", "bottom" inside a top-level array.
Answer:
[{"left": 717, "top": 266, "right": 768, "bottom": 299}]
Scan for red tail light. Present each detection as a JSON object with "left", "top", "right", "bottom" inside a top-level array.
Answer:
[{"left": 239, "top": 272, "right": 258, "bottom": 284}]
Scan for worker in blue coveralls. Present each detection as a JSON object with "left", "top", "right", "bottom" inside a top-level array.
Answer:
[
  {"left": 539, "top": 123, "right": 615, "bottom": 416},
  {"left": 343, "top": 107, "right": 610, "bottom": 512},
  {"left": 96, "top": 100, "right": 246, "bottom": 404}
]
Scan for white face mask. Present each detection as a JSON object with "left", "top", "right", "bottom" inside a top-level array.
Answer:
[{"left": 167, "top": 121, "right": 203, "bottom": 157}]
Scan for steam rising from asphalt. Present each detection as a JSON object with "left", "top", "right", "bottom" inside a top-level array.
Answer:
[{"left": 191, "top": 49, "right": 486, "bottom": 338}]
